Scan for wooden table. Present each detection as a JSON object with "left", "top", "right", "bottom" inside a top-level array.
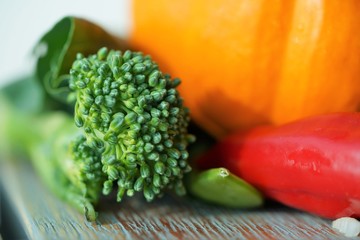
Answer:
[{"left": 0, "top": 159, "right": 353, "bottom": 240}]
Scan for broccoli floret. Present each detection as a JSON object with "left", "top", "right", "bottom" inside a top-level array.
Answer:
[
  {"left": 0, "top": 47, "right": 195, "bottom": 222},
  {"left": 69, "top": 48, "right": 195, "bottom": 202},
  {"left": 66, "top": 135, "right": 104, "bottom": 201}
]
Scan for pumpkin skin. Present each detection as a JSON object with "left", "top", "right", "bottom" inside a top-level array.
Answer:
[{"left": 130, "top": 0, "right": 360, "bottom": 138}]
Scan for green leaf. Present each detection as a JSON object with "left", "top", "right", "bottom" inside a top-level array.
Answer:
[
  {"left": 0, "top": 75, "right": 44, "bottom": 113},
  {"left": 34, "top": 16, "right": 129, "bottom": 106},
  {"left": 188, "top": 168, "right": 264, "bottom": 208},
  {"left": 0, "top": 76, "right": 45, "bottom": 159}
]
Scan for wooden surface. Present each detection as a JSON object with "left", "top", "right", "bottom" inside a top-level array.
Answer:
[{"left": 0, "top": 159, "right": 354, "bottom": 240}]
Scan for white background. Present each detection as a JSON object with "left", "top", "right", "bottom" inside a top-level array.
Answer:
[{"left": 0, "top": 0, "right": 131, "bottom": 86}]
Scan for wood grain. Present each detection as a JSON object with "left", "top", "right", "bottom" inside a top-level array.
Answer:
[{"left": 0, "top": 159, "right": 354, "bottom": 240}]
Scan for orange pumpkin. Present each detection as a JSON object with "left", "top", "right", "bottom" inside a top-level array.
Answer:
[{"left": 130, "top": 0, "right": 360, "bottom": 138}]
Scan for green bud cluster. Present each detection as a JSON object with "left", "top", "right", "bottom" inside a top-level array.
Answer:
[
  {"left": 69, "top": 47, "right": 195, "bottom": 202},
  {"left": 69, "top": 135, "right": 104, "bottom": 202}
]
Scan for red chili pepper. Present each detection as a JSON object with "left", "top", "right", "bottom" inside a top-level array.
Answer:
[{"left": 196, "top": 112, "right": 360, "bottom": 219}]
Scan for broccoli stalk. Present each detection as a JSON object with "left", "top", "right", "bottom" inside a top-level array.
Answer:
[
  {"left": 0, "top": 47, "right": 194, "bottom": 221},
  {"left": 0, "top": 89, "right": 104, "bottom": 221},
  {"left": 0, "top": 94, "right": 102, "bottom": 221},
  {"left": 27, "top": 113, "right": 104, "bottom": 221}
]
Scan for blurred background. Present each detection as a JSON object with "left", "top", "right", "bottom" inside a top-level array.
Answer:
[{"left": 0, "top": 0, "right": 130, "bottom": 87}]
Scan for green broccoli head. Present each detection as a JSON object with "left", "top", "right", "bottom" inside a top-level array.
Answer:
[{"left": 69, "top": 47, "right": 195, "bottom": 202}]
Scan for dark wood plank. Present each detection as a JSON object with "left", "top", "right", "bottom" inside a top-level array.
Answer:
[{"left": 0, "top": 159, "right": 352, "bottom": 240}]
